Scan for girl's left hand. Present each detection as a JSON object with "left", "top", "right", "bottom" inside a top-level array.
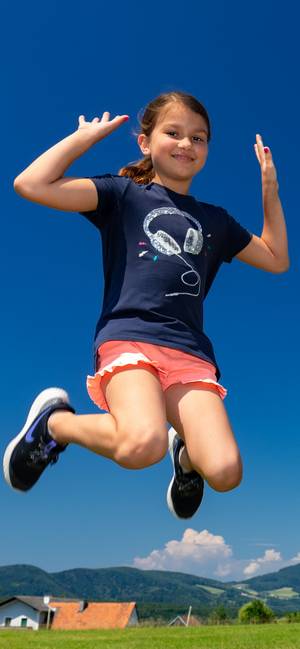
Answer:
[{"left": 254, "top": 133, "right": 279, "bottom": 191}]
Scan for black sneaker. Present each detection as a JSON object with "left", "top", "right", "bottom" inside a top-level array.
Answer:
[
  {"left": 3, "top": 388, "right": 75, "bottom": 492},
  {"left": 166, "top": 427, "right": 204, "bottom": 519}
]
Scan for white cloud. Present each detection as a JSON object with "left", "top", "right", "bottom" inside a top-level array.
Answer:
[
  {"left": 244, "top": 561, "right": 259, "bottom": 576},
  {"left": 244, "top": 549, "right": 282, "bottom": 576},
  {"left": 133, "top": 529, "right": 300, "bottom": 581},
  {"left": 134, "top": 529, "right": 232, "bottom": 578}
]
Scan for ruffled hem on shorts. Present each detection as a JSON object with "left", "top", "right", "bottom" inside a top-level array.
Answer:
[
  {"left": 179, "top": 376, "right": 227, "bottom": 400},
  {"left": 87, "top": 353, "right": 227, "bottom": 411}
]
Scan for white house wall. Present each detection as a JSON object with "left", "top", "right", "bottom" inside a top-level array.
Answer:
[
  {"left": 127, "top": 609, "right": 138, "bottom": 627},
  {"left": 0, "top": 601, "right": 40, "bottom": 630}
]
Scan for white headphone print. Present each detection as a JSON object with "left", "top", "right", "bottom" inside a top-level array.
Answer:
[{"left": 143, "top": 207, "right": 203, "bottom": 296}]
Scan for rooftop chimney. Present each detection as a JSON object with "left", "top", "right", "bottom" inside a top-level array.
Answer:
[{"left": 79, "top": 600, "right": 88, "bottom": 612}]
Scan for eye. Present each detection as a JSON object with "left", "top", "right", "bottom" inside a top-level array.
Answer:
[
  {"left": 166, "top": 131, "right": 207, "bottom": 143},
  {"left": 193, "top": 136, "right": 207, "bottom": 143}
]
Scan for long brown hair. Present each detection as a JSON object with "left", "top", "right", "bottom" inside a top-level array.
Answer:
[{"left": 118, "top": 90, "right": 211, "bottom": 185}]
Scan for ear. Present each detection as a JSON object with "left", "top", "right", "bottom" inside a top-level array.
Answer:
[{"left": 137, "top": 133, "right": 151, "bottom": 156}]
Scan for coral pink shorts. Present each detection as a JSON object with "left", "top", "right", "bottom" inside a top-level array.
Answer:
[{"left": 86, "top": 340, "right": 227, "bottom": 412}]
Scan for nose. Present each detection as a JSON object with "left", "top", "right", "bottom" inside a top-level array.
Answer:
[{"left": 178, "top": 137, "right": 193, "bottom": 149}]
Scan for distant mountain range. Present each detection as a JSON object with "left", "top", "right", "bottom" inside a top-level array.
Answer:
[{"left": 1, "top": 563, "right": 300, "bottom": 618}]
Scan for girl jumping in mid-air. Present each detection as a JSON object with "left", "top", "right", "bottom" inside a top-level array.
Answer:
[{"left": 3, "top": 91, "right": 289, "bottom": 519}]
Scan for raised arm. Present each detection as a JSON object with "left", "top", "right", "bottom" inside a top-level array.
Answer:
[
  {"left": 236, "top": 134, "right": 289, "bottom": 273},
  {"left": 14, "top": 112, "right": 129, "bottom": 212}
]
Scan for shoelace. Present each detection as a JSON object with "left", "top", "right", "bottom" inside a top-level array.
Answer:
[
  {"left": 176, "top": 472, "right": 202, "bottom": 494},
  {"left": 27, "top": 441, "right": 60, "bottom": 467},
  {"left": 173, "top": 440, "right": 202, "bottom": 495}
]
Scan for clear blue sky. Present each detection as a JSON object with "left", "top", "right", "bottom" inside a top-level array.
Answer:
[{"left": 1, "top": 0, "right": 299, "bottom": 582}]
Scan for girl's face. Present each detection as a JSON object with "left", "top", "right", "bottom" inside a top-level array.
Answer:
[{"left": 138, "top": 103, "right": 209, "bottom": 194}]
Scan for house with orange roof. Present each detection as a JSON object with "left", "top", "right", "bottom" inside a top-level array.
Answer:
[
  {"left": 50, "top": 599, "right": 138, "bottom": 630},
  {"left": 0, "top": 596, "right": 138, "bottom": 630}
]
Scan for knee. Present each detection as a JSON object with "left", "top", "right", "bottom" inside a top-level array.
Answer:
[
  {"left": 113, "top": 426, "right": 168, "bottom": 470},
  {"left": 201, "top": 456, "right": 243, "bottom": 492}
]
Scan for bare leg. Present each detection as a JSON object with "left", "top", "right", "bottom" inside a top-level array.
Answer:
[
  {"left": 165, "top": 383, "right": 242, "bottom": 492},
  {"left": 48, "top": 411, "right": 118, "bottom": 459},
  {"left": 48, "top": 365, "right": 169, "bottom": 469}
]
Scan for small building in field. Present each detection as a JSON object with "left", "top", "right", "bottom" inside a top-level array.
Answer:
[
  {"left": 168, "top": 609, "right": 201, "bottom": 627},
  {"left": 0, "top": 596, "right": 138, "bottom": 631},
  {"left": 0, "top": 596, "right": 51, "bottom": 630}
]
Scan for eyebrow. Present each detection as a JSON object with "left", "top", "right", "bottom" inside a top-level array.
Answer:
[{"left": 163, "top": 122, "right": 208, "bottom": 135}]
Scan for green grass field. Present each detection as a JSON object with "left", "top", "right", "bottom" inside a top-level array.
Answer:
[
  {"left": 268, "top": 588, "right": 300, "bottom": 599},
  {"left": 1, "top": 624, "right": 300, "bottom": 649},
  {"left": 197, "top": 584, "right": 225, "bottom": 595}
]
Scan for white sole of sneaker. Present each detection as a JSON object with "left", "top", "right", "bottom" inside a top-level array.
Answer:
[
  {"left": 3, "top": 387, "right": 70, "bottom": 491},
  {"left": 166, "top": 427, "right": 182, "bottom": 519}
]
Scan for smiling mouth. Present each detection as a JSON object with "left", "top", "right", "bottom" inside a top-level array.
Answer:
[{"left": 172, "top": 154, "right": 194, "bottom": 162}]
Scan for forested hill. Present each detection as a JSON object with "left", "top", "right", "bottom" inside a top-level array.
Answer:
[
  {"left": 231, "top": 563, "right": 300, "bottom": 595},
  {"left": 1, "top": 563, "right": 300, "bottom": 617}
]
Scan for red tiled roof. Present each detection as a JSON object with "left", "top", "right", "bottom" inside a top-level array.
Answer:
[{"left": 50, "top": 601, "right": 136, "bottom": 630}]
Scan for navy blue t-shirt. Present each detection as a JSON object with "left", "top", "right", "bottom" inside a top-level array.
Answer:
[{"left": 80, "top": 174, "right": 252, "bottom": 379}]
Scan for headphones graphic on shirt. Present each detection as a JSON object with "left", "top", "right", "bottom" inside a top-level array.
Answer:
[{"left": 143, "top": 207, "right": 203, "bottom": 296}]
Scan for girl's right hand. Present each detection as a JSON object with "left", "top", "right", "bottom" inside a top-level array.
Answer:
[
  {"left": 77, "top": 111, "right": 129, "bottom": 143},
  {"left": 13, "top": 111, "right": 130, "bottom": 213}
]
